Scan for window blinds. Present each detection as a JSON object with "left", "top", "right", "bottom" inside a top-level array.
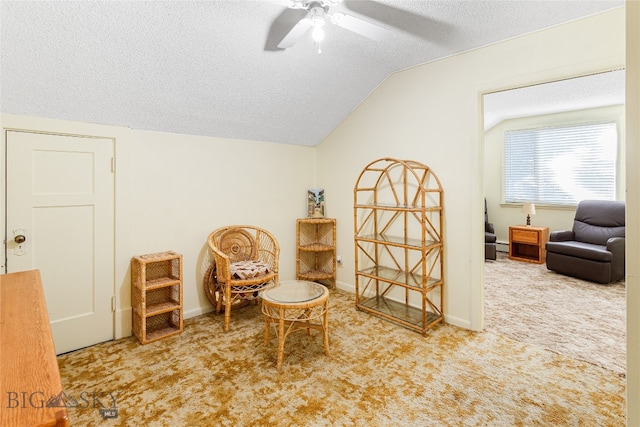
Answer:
[{"left": 504, "top": 122, "right": 617, "bottom": 206}]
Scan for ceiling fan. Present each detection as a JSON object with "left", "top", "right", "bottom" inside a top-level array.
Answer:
[{"left": 275, "top": 0, "right": 390, "bottom": 50}]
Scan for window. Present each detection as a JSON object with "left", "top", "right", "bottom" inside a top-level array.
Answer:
[{"left": 504, "top": 122, "right": 617, "bottom": 206}]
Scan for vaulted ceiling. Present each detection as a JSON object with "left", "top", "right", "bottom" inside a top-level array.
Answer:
[{"left": 0, "top": 1, "right": 623, "bottom": 146}]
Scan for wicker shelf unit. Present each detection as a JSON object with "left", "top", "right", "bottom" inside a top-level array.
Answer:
[
  {"left": 354, "top": 158, "right": 444, "bottom": 336},
  {"left": 132, "top": 251, "right": 183, "bottom": 344},
  {"left": 296, "top": 218, "right": 336, "bottom": 288}
]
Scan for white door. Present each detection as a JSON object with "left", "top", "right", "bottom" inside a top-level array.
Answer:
[{"left": 5, "top": 130, "right": 115, "bottom": 354}]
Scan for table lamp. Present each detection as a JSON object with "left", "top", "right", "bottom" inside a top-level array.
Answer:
[{"left": 521, "top": 202, "right": 536, "bottom": 226}]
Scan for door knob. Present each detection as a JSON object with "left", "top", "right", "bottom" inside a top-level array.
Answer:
[{"left": 14, "top": 234, "right": 26, "bottom": 244}]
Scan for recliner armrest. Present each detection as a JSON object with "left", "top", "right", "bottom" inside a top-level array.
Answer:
[
  {"left": 549, "top": 230, "right": 574, "bottom": 242},
  {"left": 485, "top": 222, "right": 495, "bottom": 234},
  {"left": 607, "top": 237, "right": 625, "bottom": 282},
  {"left": 607, "top": 236, "right": 625, "bottom": 253}
]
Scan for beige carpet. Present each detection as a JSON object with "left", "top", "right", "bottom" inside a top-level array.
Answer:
[
  {"left": 484, "top": 252, "right": 626, "bottom": 376},
  {"left": 57, "top": 289, "right": 625, "bottom": 426}
]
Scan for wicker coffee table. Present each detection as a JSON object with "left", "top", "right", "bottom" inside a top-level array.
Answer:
[{"left": 261, "top": 280, "right": 330, "bottom": 370}]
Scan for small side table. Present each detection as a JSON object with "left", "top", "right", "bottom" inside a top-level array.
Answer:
[
  {"left": 261, "top": 280, "right": 330, "bottom": 370},
  {"left": 509, "top": 225, "right": 550, "bottom": 264}
]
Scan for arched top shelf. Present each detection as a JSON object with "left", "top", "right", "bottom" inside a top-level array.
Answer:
[{"left": 354, "top": 157, "right": 443, "bottom": 209}]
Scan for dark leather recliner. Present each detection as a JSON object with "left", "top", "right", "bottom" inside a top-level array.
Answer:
[
  {"left": 545, "top": 200, "right": 625, "bottom": 284},
  {"left": 485, "top": 198, "right": 497, "bottom": 260}
]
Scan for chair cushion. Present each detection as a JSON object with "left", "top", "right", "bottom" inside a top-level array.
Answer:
[
  {"left": 546, "top": 240, "right": 613, "bottom": 262},
  {"left": 230, "top": 260, "right": 270, "bottom": 280},
  {"left": 573, "top": 221, "right": 625, "bottom": 246},
  {"left": 573, "top": 200, "right": 625, "bottom": 245}
]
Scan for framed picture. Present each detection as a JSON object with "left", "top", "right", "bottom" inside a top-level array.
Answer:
[{"left": 307, "top": 189, "right": 325, "bottom": 218}]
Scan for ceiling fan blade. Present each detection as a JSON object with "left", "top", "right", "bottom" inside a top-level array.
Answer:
[
  {"left": 277, "top": 17, "right": 313, "bottom": 49},
  {"left": 330, "top": 13, "right": 390, "bottom": 41},
  {"left": 268, "top": 0, "right": 306, "bottom": 8},
  {"left": 344, "top": 0, "right": 451, "bottom": 42}
]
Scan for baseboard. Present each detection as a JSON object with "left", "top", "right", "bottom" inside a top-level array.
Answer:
[
  {"left": 119, "top": 283, "right": 469, "bottom": 339},
  {"left": 115, "top": 307, "right": 132, "bottom": 339},
  {"left": 496, "top": 241, "right": 509, "bottom": 253},
  {"left": 443, "top": 314, "right": 470, "bottom": 329},
  {"left": 184, "top": 306, "right": 215, "bottom": 320},
  {"left": 336, "top": 280, "right": 355, "bottom": 294}
]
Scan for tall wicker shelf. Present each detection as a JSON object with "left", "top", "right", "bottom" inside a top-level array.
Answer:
[
  {"left": 296, "top": 218, "right": 336, "bottom": 288},
  {"left": 354, "top": 158, "right": 444, "bottom": 336},
  {"left": 132, "top": 251, "right": 183, "bottom": 344}
]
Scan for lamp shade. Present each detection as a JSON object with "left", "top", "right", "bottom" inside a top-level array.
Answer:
[{"left": 521, "top": 203, "right": 536, "bottom": 215}]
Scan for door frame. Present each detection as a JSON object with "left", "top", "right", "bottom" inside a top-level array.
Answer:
[
  {"left": 1, "top": 113, "right": 134, "bottom": 342},
  {"left": 5, "top": 129, "right": 117, "bottom": 354}
]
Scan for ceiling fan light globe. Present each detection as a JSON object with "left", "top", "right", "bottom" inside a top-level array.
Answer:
[{"left": 312, "top": 25, "right": 325, "bottom": 42}]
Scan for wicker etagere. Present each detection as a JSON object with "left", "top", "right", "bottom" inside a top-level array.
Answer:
[
  {"left": 354, "top": 158, "right": 444, "bottom": 336},
  {"left": 131, "top": 251, "right": 183, "bottom": 344},
  {"left": 296, "top": 218, "right": 336, "bottom": 288}
]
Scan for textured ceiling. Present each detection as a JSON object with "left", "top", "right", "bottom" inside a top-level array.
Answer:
[
  {"left": 0, "top": 0, "right": 623, "bottom": 146},
  {"left": 484, "top": 69, "right": 626, "bottom": 131}
]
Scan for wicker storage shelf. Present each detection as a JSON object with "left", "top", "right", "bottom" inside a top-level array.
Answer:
[
  {"left": 131, "top": 251, "right": 183, "bottom": 344},
  {"left": 354, "top": 158, "right": 444, "bottom": 336},
  {"left": 144, "top": 310, "right": 182, "bottom": 343},
  {"left": 141, "top": 277, "right": 181, "bottom": 290},
  {"left": 298, "top": 269, "right": 335, "bottom": 281},
  {"left": 296, "top": 218, "right": 336, "bottom": 288},
  {"left": 299, "top": 243, "right": 334, "bottom": 251},
  {"left": 146, "top": 300, "right": 181, "bottom": 316}
]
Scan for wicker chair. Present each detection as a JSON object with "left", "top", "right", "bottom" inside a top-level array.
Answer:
[{"left": 205, "top": 225, "right": 280, "bottom": 332}]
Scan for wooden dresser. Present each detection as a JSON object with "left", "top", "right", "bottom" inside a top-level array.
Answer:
[{"left": 1, "top": 270, "right": 69, "bottom": 427}]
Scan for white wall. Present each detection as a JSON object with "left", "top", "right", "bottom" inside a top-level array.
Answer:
[
  {"left": 484, "top": 104, "right": 625, "bottom": 245},
  {"left": 125, "top": 129, "right": 316, "bottom": 320},
  {"left": 316, "top": 8, "right": 625, "bottom": 330},
  {"left": 0, "top": 113, "right": 317, "bottom": 338}
]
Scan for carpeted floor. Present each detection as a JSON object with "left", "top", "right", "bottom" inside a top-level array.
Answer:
[
  {"left": 484, "top": 252, "right": 626, "bottom": 376},
  {"left": 57, "top": 289, "right": 625, "bottom": 426}
]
